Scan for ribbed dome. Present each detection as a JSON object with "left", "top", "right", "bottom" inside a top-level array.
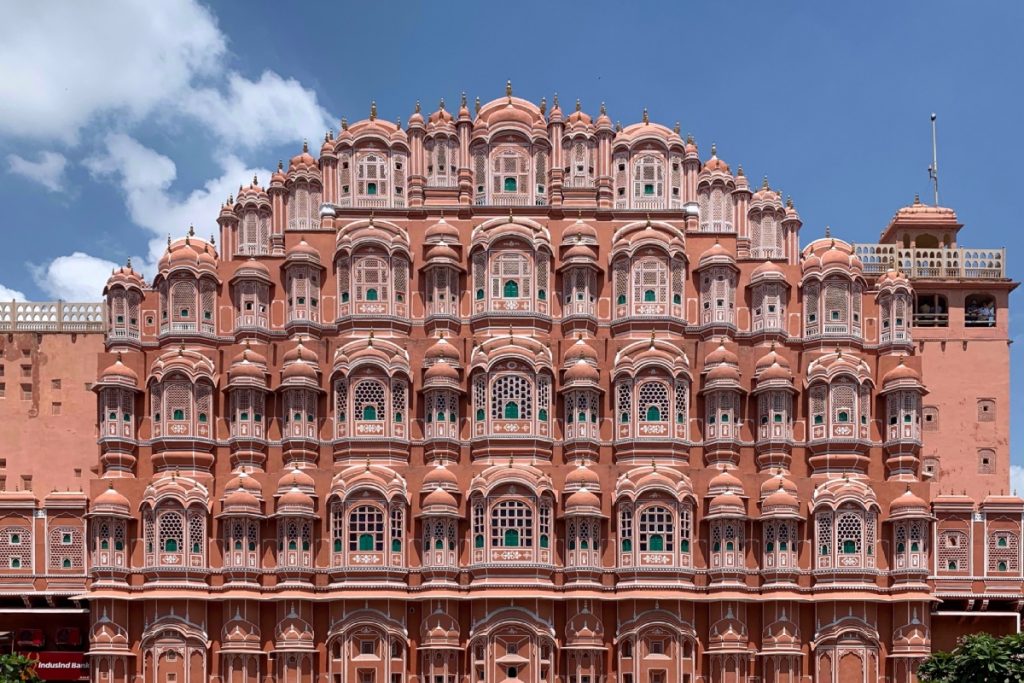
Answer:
[
  {"left": 423, "top": 462, "right": 459, "bottom": 490},
  {"left": 425, "top": 360, "right": 460, "bottom": 381},
  {"left": 278, "top": 487, "right": 314, "bottom": 510},
  {"left": 99, "top": 356, "right": 139, "bottom": 386},
  {"left": 565, "top": 358, "right": 600, "bottom": 383},
  {"left": 565, "top": 463, "right": 601, "bottom": 491},
  {"left": 425, "top": 336, "right": 462, "bottom": 364},
  {"left": 565, "top": 487, "right": 601, "bottom": 514},
  {"left": 422, "top": 486, "right": 458, "bottom": 513},
  {"left": 425, "top": 217, "right": 460, "bottom": 242},
  {"left": 882, "top": 358, "right": 921, "bottom": 386},
  {"left": 93, "top": 484, "right": 130, "bottom": 513},
  {"left": 890, "top": 488, "right": 929, "bottom": 515}
]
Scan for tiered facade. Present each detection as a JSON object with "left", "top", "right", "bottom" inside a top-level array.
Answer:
[{"left": 1, "top": 88, "right": 1018, "bottom": 683}]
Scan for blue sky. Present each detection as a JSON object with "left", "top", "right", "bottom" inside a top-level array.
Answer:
[{"left": 1, "top": 1, "right": 1022, "bottom": 478}]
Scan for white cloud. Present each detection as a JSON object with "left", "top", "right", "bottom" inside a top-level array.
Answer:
[
  {"left": 0, "top": 1, "right": 224, "bottom": 143},
  {"left": 1012, "top": 464, "right": 1024, "bottom": 498},
  {"left": 0, "top": 284, "right": 26, "bottom": 301},
  {"left": 30, "top": 252, "right": 119, "bottom": 301},
  {"left": 182, "top": 70, "right": 335, "bottom": 149},
  {"left": 84, "top": 133, "right": 271, "bottom": 265},
  {"left": 0, "top": 0, "right": 332, "bottom": 147},
  {"left": 6, "top": 151, "right": 68, "bottom": 191}
]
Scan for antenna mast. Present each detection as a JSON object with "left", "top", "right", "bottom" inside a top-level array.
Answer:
[{"left": 927, "top": 112, "right": 940, "bottom": 206}]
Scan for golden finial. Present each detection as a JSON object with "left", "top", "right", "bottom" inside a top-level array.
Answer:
[
  {"left": 914, "top": 193, "right": 921, "bottom": 204},
  {"left": 341, "top": 117, "right": 348, "bottom": 130},
  {"left": 209, "top": 234, "right": 215, "bottom": 246},
  {"left": 508, "top": 324, "right": 514, "bottom": 340},
  {"left": 188, "top": 224, "right": 195, "bottom": 237},
  {"left": 414, "top": 100, "right": 421, "bottom": 114},
  {"left": 460, "top": 91, "right": 467, "bottom": 108},
  {"left": 711, "top": 142, "right": 717, "bottom": 156},
  {"left": 369, "top": 101, "right": 377, "bottom": 120},
  {"left": 539, "top": 97, "right": 546, "bottom": 116},
  {"left": 324, "top": 130, "right": 329, "bottom": 142},
  {"left": 736, "top": 164, "right": 744, "bottom": 177},
  {"left": 302, "top": 139, "right": 308, "bottom": 153},
  {"left": 762, "top": 176, "right": 769, "bottom": 190},
  {"left": 553, "top": 92, "right": 559, "bottom": 108},
  {"left": 396, "top": 116, "right": 402, "bottom": 128},
  {"left": 368, "top": 211, "right": 375, "bottom": 226},
  {"left": 474, "top": 96, "right": 481, "bottom": 114},
  {"left": 600, "top": 102, "right": 606, "bottom": 115},
  {"left": 649, "top": 330, "right": 656, "bottom": 347},
  {"left": 167, "top": 234, "right": 171, "bottom": 247},
  {"left": 367, "top": 330, "right": 374, "bottom": 346},
  {"left": 645, "top": 213, "right": 652, "bottom": 228},
  {"left": 278, "top": 160, "right": 283, "bottom": 171},
  {"left": 505, "top": 79, "right": 512, "bottom": 100},
  {"left": 642, "top": 108, "right": 649, "bottom": 124},
  {"left": 125, "top": 257, "right": 132, "bottom": 269},
  {"left": 673, "top": 121, "right": 680, "bottom": 134},
  {"left": 228, "top": 193, "right": 233, "bottom": 204},
  {"left": 439, "top": 97, "right": 445, "bottom": 111},
  {"left": 508, "top": 208, "right": 514, "bottom": 223},
  {"left": 615, "top": 121, "right": 622, "bottom": 132},
  {"left": 687, "top": 133, "right": 694, "bottom": 144},
  {"left": 575, "top": 98, "right": 581, "bottom": 112},
  {"left": 786, "top": 195, "right": 794, "bottom": 208},
  {"left": 825, "top": 225, "right": 831, "bottom": 238}
]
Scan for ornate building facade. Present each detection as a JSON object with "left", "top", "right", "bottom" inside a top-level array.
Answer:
[{"left": 0, "top": 88, "right": 1018, "bottom": 682}]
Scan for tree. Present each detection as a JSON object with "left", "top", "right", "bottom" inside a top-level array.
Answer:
[
  {"left": 0, "top": 653, "right": 41, "bottom": 683},
  {"left": 918, "top": 632, "right": 1024, "bottom": 683}
]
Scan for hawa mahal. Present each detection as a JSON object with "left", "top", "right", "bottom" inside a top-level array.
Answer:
[{"left": 0, "top": 86, "right": 1018, "bottom": 683}]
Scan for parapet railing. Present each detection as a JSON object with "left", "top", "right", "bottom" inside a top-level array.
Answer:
[
  {"left": 853, "top": 245, "right": 1006, "bottom": 279},
  {"left": 0, "top": 301, "right": 105, "bottom": 332}
]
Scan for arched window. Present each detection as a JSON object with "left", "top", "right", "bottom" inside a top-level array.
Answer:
[
  {"left": 355, "top": 257, "right": 389, "bottom": 304},
  {"left": 638, "top": 506, "right": 674, "bottom": 553},
  {"left": 490, "top": 374, "right": 533, "bottom": 422},
  {"left": 490, "top": 146, "right": 530, "bottom": 203},
  {"left": 357, "top": 154, "right": 389, "bottom": 200},
  {"left": 491, "top": 500, "right": 533, "bottom": 548},
  {"left": 637, "top": 381, "right": 669, "bottom": 424},
  {"left": 353, "top": 380, "right": 386, "bottom": 424},
  {"left": 632, "top": 155, "right": 664, "bottom": 207},
  {"left": 491, "top": 250, "right": 531, "bottom": 302},
  {"left": 913, "top": 293, "right": 948, "bottom": 327},
  {"left": 348, "top": 505, "right": 384, "bottom": 552},
  {"left": 633, "top": 257, "right": 668, "bottom": 310},
  {"left": 966, "top": 293, "right": 997, "bottom": 327}
]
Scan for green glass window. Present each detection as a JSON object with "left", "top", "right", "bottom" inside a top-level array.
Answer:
[
  {"left": 504, "top": 529, "right": 520, "bottom": 547},
  {"left": 341, "top": 292, "right": 350, "bottom": 303},
  {"left": 10, "top": 558, "right": 20, "bottom": 568},
  {"left": 999, "top": 560, "right": 1008, "bottom": 571},
  {"left": 367, "top": 182, "right": 378, "bottom": 195},
  {"left": 503, "top": 280, "right": 520, "bottom": 298},
  {"left": 540, "top": 534, "right": 549, "bottom": 549},
  {"left": 911, "top": 541, "right": 920, "bottom": 552},
  {"left": 434, "top": 538, "right": 444, "bottom": 550},
  {"left": 538, "top": 408, "right": 548, "bottom": 421},
  {"left": 391, "top": 538, "right": 401, "bottom": 552},
  {"left": 814, "top": 415, "right": 824, "bottom": 425},
  {"left": 503, "top": 177, "right": 517, "bottom": 192},
  {"left": 101, "top": 539, "right": 109, "bottom": 550},
  {"left": 358, "top": 533, "right": 375, "bottom": 551},
  {"left": 198, "top": 413, "right": 207, "bottom": 423},
  {"left": 620, "top": 412, "right": 629, "bottom": 423},
  {"left": 649, "top": 534, "right": 664, "bottom": 552},
  {"left": 362, "top": 405, "right": 378, "bottom": 420},
  {"left": 115, "top": 540, "right": 124, "bottom": 551},
  {"left": 192, "top": 542, "right": 200, "bottom": 553},
  {"left": 63, "top": 558, "right": 72, "bottom": 568},
  {"left": 476, "top": 408, "right": 485, "bottom": 421},
  {"left": 474, "top": 534, "right": 484, "bottom": 548},
  {"left": 766, "top": 541, "right": 775, "bottom": 552},
  {"left": 643, "top": 183, "right": 654, "bottom": 195},
  {"left": 680, "top": 539, "right": 689, "bottom": 552},
  {"left": 173, "top": 409, "right": 185, "bottom": 420},
  {"left": 538, "top": 289, "right": 546, "bottom": 301},
  {"left": 837, "top": 411, "right": 850, "bottom": 423},
  {"left": 164, "top": 538, "right": 178, "bottom": 552},
  {"left": 643, "top": 289, "right": 656, "bottom": 302},
  {"left": 476, "top": 288, "right": 485, "bottom": 300},
  {"left": 998, "top": 536, "right": 1008, "bottom": 547},
  {"left": 333, "top": 539, "right": 342, "bottom": 552},
  {"left": 617, "top": 294, "right": 626, "bottom": 305},
  {"left": 673, "top": 294, "right": 681, "bottom": 304},
  {"left": 948, "top": 560, "right": 957, "bottom": 570},
  {"left": 645, "top": 406, "right": 661, "bottom": 421},
  {"left": 842, "top": 540, "right": 856, "bottom": 554},
  {"left": 504, "top": 402, "right": 520, "bottom": 419},
  {"left": 394, "top": 412, "right": 402, "bottom": 423},
  {"left": 897, "top": 542, "right": 905, "bottom": 553},
  {"left": 622, "top": 539, "right": 632, "bottom": 552},
  {"left": 366, "top": 288, "right": 379, "bottom": 301},
  {"left": 234, "top": 539, "right": 242, "bottom": 551}
]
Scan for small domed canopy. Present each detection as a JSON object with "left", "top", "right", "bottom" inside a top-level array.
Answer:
[
  {"left": 220, "top": 473, "right": 265, "bottom": 518},
  {"left": 615, "top": 464, "right": 695, "bottom": 503},
  {"left": 281, "top": 340, "right": 322, "bottom": 389},
  {"left": 564, "top": 336, "right": 599, "bottom": 366},
  {"left": 565, "top": 610, "right": 605, "bottom": 649},
  {"left": 425, "top": 335, "right": 463, "bottom": 366},
  {"left": 104, "top": 261, "right": 146, "bottom": 294},
  {"left": 277, "top": 467, "right": 316, "bottom": 494},
  {"left": 94, "top": 354, "right": 141, "bottom": 391},
  {"left": 339, "top": 111, "right": 410, "bottom": 149},
  {"left": 471, "top": 215, "right": 552, "bottom": 252},
  {"left": 708, "top": 468, "right": 744, "bottom": 496},
  {"left": 333, "top": 335, "right": 411, "bottom": 378},
  {"left": 156, "top": 230, "right": 219, "bottom": 280},
  {"left": 759, "top": 474, "right": 802, "bottom": 520},
  {"left": 696, "top": 241, "right": 738, "bottom": 271},
  {"left": 470, "top": 332, "right": 553, "bottom": 373},
  {"left": 284, "top": 240, "right": 323, "bottom": 268},
  {"left": 329, "top": 462, "right": 407, "bottom": 503},
  {"left": 563, "top": 357, "right": 601, "bottom": 387},
  {"left": 613, "top": 336, "right": 690, "bottom": 380},
  {"left": 420, "top": 609, "right": 460, "bottom": 649},
  {"left": 275, "top": 487, "right": 316, "bottom": 516},
  {"left": 422, "top": 461, "right": 460, "bottom": 492},
  {"left": 336, "top": 217, "right": 411, "bottom": 258},
  {"left": 887, "top": 487, "right": 931, "bottom": 521},
  {"left": 564, "top": 462, "right": 601, "bottom": 492},
  {"left": 610, "top": 218, "right": 686, "bottom": 259},
  {"left": 89, "top": 484, "right": 132, "bottom": 518},
  {"left": 707, "top": 490, "right": 747, "bottom": 520},
  {"left": 424, "top": 241, "right": 462, "bottom": 267},
  {"left": 422, "top": 486, "right": 459, "bottom": 517},
  {"left": 876, "top": 268, "right": 912, "bottom": 293},
  {"left": 750, "top": 260, "right": 789, "bottom": 287},
  {"left": 150, "top": 346, "right": 216, "bottom": 384},
  {"left": 753, "top": 344, "right": 795, "bottom": 390},
  {"left": 805, "top": 348, "right": 872, "bottom": 386},
  {"left": 563, "top": 487, "right": 603, "bottom": 518},
  {"left": 227, "top": 344, "right": 269, "bottom": 387},
  {"left": 700, "top": 146, "right": 732, "bottom": 176},
  {"left": 701, "top": 342, "right": 742, "bottom": 392},
  {"left": 880, "top": 357, "right": 924, "bottom": 393},
  {"left": 469, "top": 461, "right": 555, "bottom": 499},
  {"left": 811, "top": 476, "right": 879, "bottom": 512},
  {"left": 424, "top": 216, "right": 461, "bottom": 243},
  {"left": 562, "top": 216, "right": 598, "bottom": 245},
  {"left": 800, "top": 237, "right": 864, "bottom": 277},
  {"left": 230, "top": 258, "right": 272, "bottom": 285},
  {"left": 142, "top": 473, "right": 210, "bottom": 511},
  {"left": 472, "top": 93, "right": 548, "bottom": 143},
  {"left": 236, "top": 175, "right": 272, "bottom": 209},
  {"left": 424, "top": 358, "right": 461, "bottom": 390},
  {"left": 612, "top": 116, "right": 685, "bottom": 151}
]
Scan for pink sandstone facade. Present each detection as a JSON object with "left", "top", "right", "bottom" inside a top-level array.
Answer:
[{"left": 0, "top": 89, "right": 1019, "bottom": 682}]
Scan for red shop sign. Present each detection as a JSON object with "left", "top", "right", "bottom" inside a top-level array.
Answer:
[{"left": 27, "top": 652, "right": 89, "bottom": 681}]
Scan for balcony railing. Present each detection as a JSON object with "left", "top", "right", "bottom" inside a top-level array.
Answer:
[
  {"left": 0, "top": 301, "right": 104, "bottom": 332},
  {"left": 853, "top": 245, "right": 1006, "bottom": 279}
]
